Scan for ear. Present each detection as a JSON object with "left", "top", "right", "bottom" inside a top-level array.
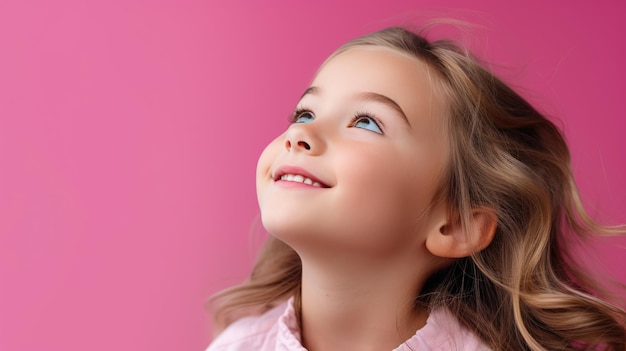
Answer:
[{"left": 425, "top": 207, "right": 497, "bottom": 258}]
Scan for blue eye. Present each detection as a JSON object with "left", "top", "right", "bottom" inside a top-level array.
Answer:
[
  {"left": 352, "top": 115, "right": 383, "bottom": 134},
  {"left": 292, "top": 110, "right": 315, "bottom": 124}
]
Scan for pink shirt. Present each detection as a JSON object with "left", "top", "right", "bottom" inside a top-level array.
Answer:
[{"left": 206, "top": 298, "right": 490, "bottom": 350}]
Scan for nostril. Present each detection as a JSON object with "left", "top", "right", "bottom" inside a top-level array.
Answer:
[
  {"left": 285, "top": 138, "right": 312, "bottom": 151},
  {"left": 297, "top": 141, "right": 311, "bottom": 150}
]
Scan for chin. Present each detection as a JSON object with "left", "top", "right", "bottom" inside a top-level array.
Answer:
[{"left": 261, "top": 210, "right": 309, "bottom": 238}]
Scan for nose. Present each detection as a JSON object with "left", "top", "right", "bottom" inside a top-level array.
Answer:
[{"left": 284, "top": 123, "right": 325, "bottom": 155}]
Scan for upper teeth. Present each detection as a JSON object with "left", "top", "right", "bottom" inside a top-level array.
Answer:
[{"left": 280, "top": 174, "right": 322, "bottom": 187}]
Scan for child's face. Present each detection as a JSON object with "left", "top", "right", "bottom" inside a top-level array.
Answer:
[{"left": 256, "top": 46, "right": 450, "bottom": 258}]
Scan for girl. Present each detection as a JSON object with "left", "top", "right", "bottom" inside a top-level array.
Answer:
[{"left": 207, "top": 26, "right": 626, "bottom": 350}]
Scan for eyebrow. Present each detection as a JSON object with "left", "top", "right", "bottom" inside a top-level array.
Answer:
[{"left": 300, "top": 86, "right": 411, "bottom": 126}]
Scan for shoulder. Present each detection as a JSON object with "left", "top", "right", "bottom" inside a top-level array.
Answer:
[
  {"left": 400, "top": 308, "right": 491, "bottom": 351},
  {"left": 205, "top": 301, "right": 288, "bottom": 351}
]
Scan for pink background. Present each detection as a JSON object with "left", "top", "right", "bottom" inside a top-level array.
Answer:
[{"left": 1, "top": 1, "right": 625, "bottom": 350}]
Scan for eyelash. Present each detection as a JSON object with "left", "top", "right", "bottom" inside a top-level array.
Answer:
[
  {"left": 290, "top": 107, "right": 385, "bottom": 133},
  {"left": 350, "top": 111, "right": 384, "bottom": 133},
  {"left": 289, "top": 107, "right": 311, "bottom": 123}
]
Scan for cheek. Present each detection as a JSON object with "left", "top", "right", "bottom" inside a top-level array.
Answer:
[
  {"left": 338, "top": 146, "right": 441, "bottom": 223},
  {"left": 342, "top": 146, "right": 422, "bottom": 195},
  {"left": 255, "top": 135, "right": 284, "bottom": 202}
]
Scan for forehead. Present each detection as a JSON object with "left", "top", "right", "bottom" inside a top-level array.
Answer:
[{"left": 312, "top": 46, "right": 445, "bottom": 131}]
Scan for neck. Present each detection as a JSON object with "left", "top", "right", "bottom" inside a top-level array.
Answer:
[{"left": 298, "top": 254, "right": 433, "bottom": 351}]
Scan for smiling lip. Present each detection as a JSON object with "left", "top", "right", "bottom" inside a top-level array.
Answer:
[{"left": 273, "top": 166, "right": 330, "bottom": 188}]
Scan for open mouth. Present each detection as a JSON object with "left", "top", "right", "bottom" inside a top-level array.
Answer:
[
  {"left": 273, "top": 167, "right": 330, "bottom": 188},
  {"left": 278, "top": 173, "right": 324, "bottom": 187}
]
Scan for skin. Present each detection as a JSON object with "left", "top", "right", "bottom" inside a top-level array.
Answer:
[{"left": 255, "top": 46, "right": 494, "bottom": 351}]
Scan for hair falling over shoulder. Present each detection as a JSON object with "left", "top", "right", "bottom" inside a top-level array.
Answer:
[{"left": 209, "top": 26, "right": 626, "bottom": 350}]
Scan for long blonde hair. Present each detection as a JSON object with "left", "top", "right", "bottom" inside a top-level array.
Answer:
[{"left": 210, "top": 26, "right": 626, "bottom": 350}]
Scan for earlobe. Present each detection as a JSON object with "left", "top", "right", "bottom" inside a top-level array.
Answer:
[{"left": 426, "top": 207, "right": 497, "bottom": 258}]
